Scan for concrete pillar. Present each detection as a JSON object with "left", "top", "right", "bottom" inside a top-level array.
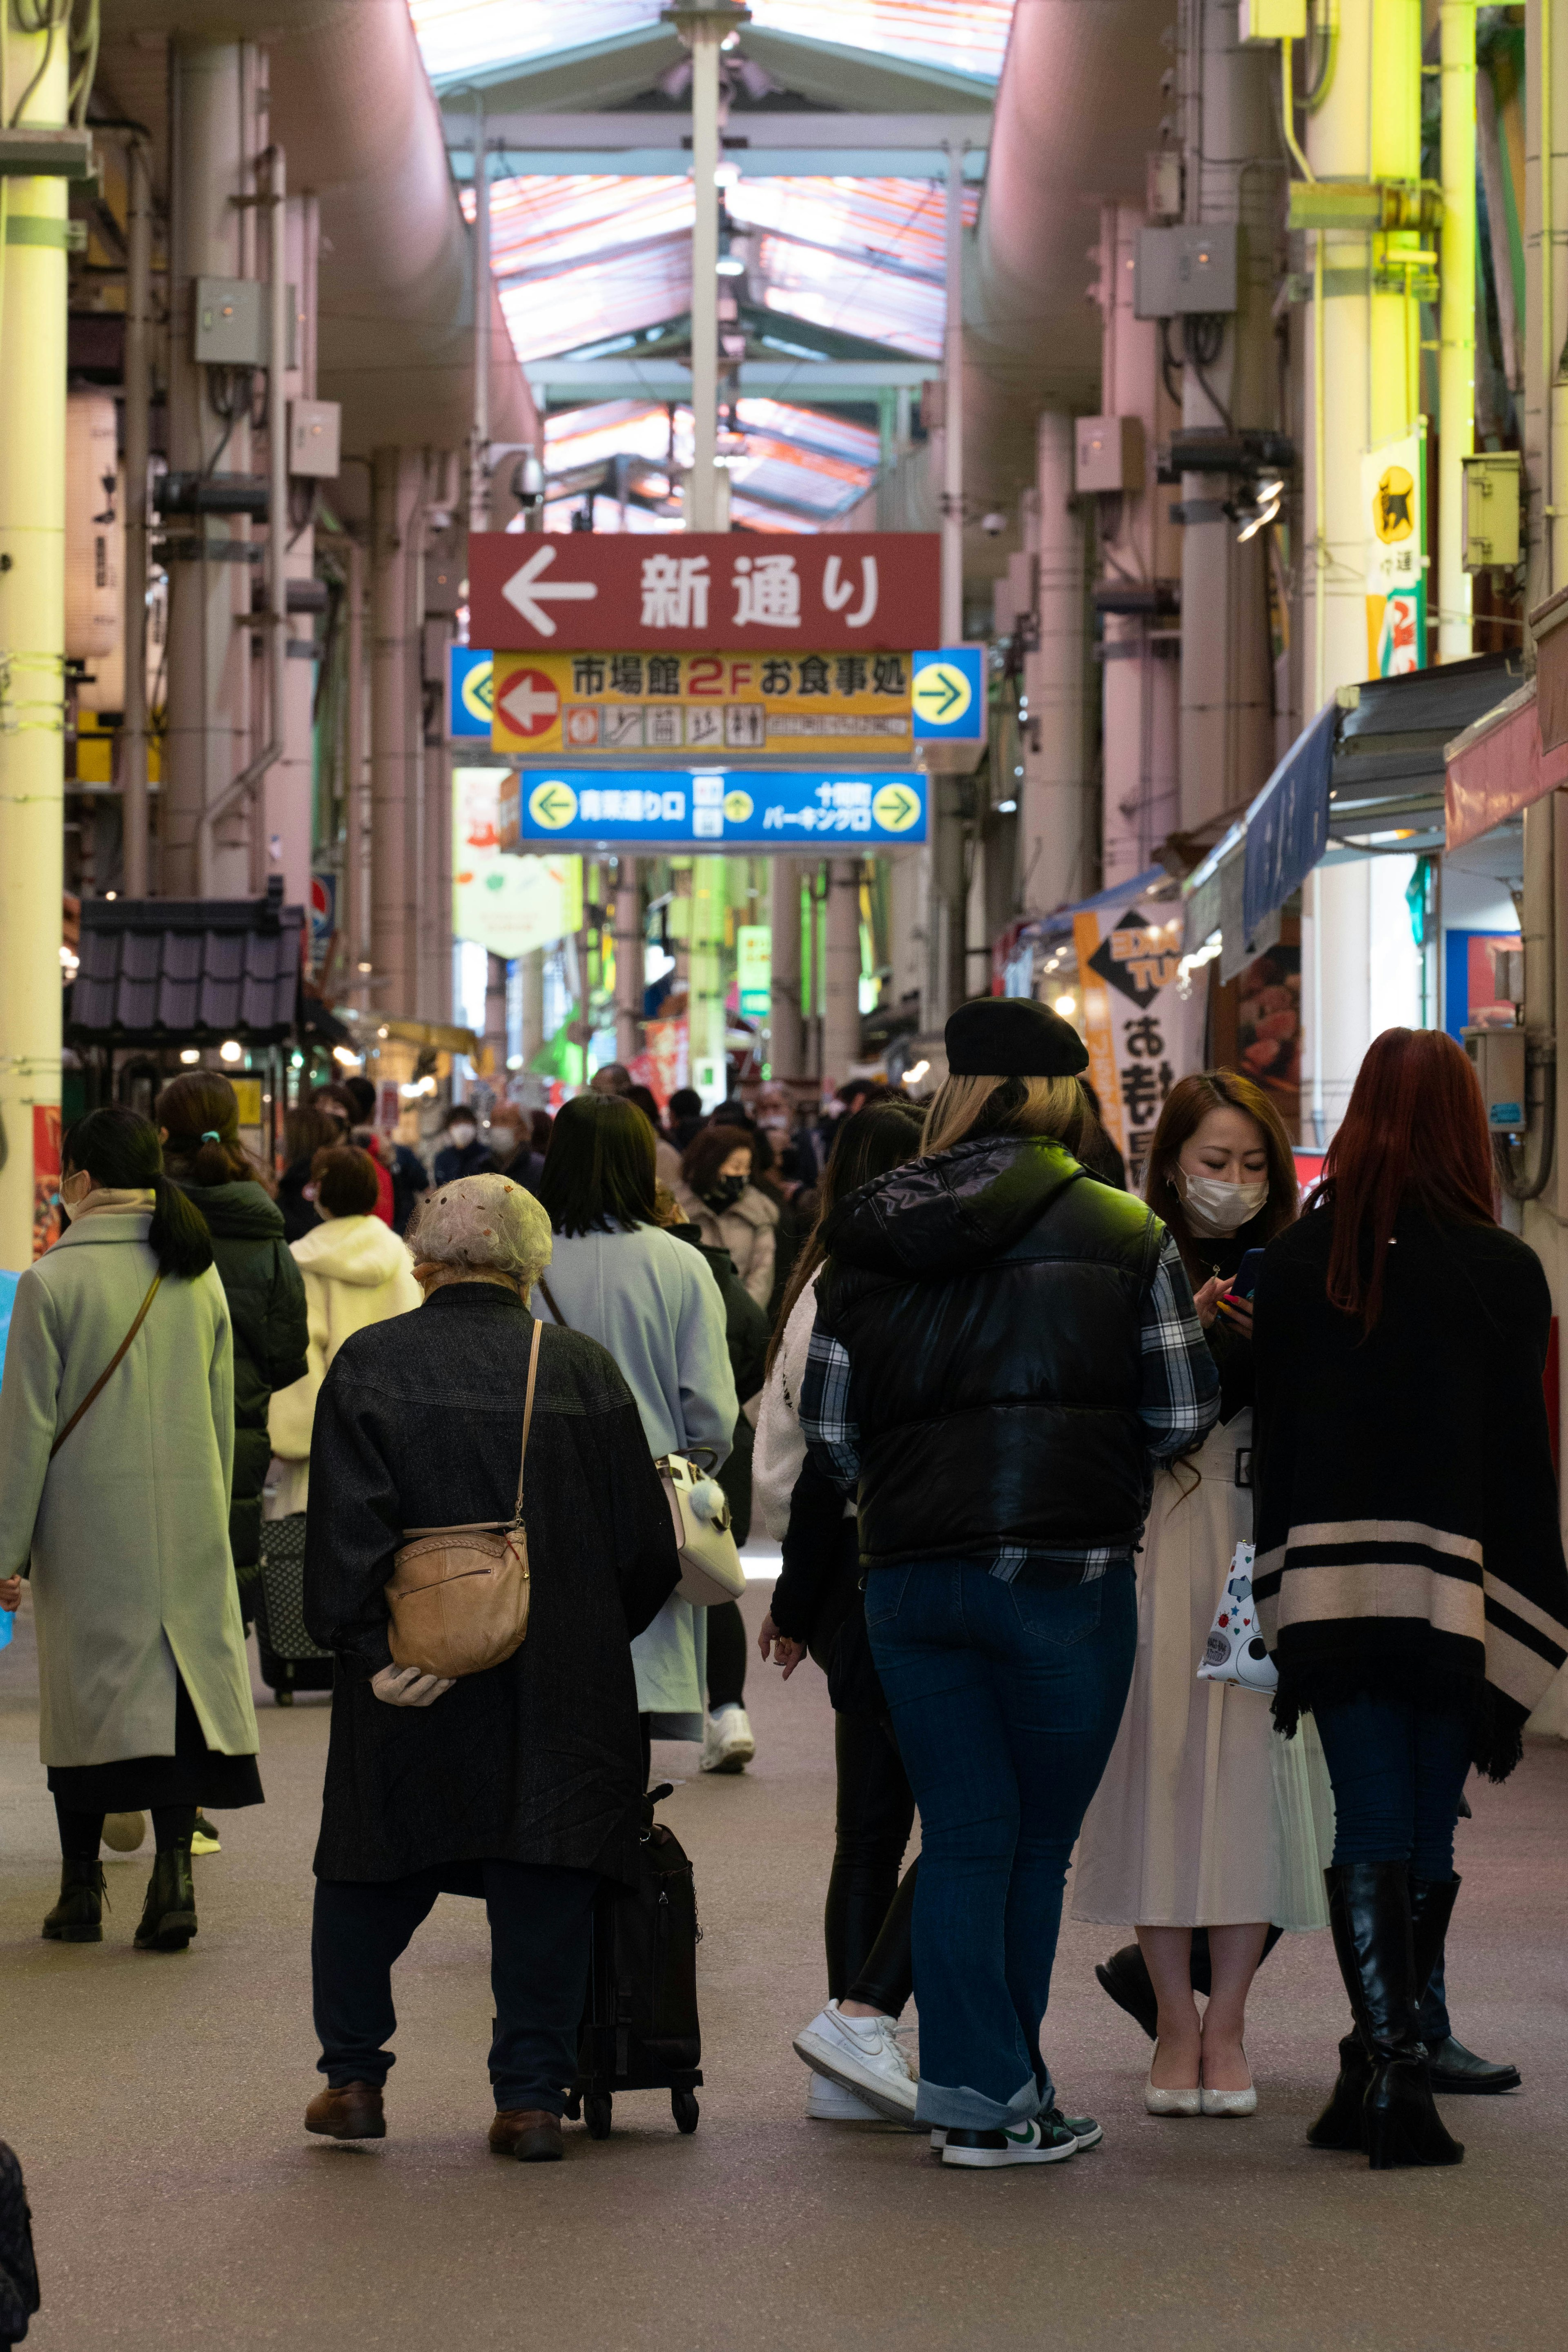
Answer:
[
  {"left": 268, "top": 190, "right": 319, "bottom": 910},
  {"left": 614, "top": 859, "right": 642, "bottom": 1065},
  {"left": 520, "top": 948, "right": 545, "bottom": 1074},
  {"left": 469, "top": 97, "right": 491, "bottom": 539},
  {"left": 822, "top": 859, "right": 862, "bottom": 1091},
  {"left": 483, "top": 953, "right": 507, "bottom": 1080},
  {"left": 1437, "top": 0, "right": 1476, "bottom": 659},
  {"left": 346, "top": 532, "right": 370, "bottom": 971},
  {"left": 0, "top": 16, "right": 68, "bottom": 1267},
  {"left": 1176, "top": 0, "right": 1280, "bottom": 835},
  {"left": 684, "top": 13, "right": 724, "bottom": 529},
  {"left": 421, "top": 608, "right": 452, "bottom": 1022},
  {"left": 121, "top": 135, "right": 153, "bottom": 898},
  {"left": 689, "top": 855, "right": 726, "bottom": 1102},
  {"left": 1019, "top": 414, "right": 1089, "bottom": 914},
  {"left": 941, "top": 144, "right": 966, "bottom": 641},
  {"left": 370, "top": 447, "right": 423, "bottom": 1016},
  {"left": 768, "top": 856, "right": 804, "bottom": 1079},
  {"left": 163, "top": 39, "right": 257, "bottom": 899}
]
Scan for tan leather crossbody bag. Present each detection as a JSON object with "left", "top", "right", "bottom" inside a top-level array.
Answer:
[{"left": 383, "top": 1319, "right": 542, "bottom": 1679}]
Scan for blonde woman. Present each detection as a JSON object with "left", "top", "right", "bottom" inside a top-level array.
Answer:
[{"left": 798, "top": 998, "right": 1219, "bottom": 2170}]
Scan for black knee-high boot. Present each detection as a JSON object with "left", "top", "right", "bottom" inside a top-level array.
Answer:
[
  {"left": 1411, "top": 1874, "right": 1522, "bottom": 2094},
  {"left": 1307, "top": 1870, "right": 1371, "bottom": 2149},
  {"left": 1317, "top": 1861, "right": 1463, "bottom": 2171}
]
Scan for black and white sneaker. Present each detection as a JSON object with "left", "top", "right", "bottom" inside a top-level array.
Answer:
[
  {"left": 940, "top": 2116, "right": 1078, "bottom": 2169},
  {"left": 931, "top": 2104, "right": 1101, "bottom": 2154}
]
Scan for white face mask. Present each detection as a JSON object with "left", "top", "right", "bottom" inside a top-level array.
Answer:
[
  {"left": 449, "top": 1123, "right": 476, "bottom": 1148},
  {"left": 1178, "top": 1169, "right": 1269, "bottom": 1236}
]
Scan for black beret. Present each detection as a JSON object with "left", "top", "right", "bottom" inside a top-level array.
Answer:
[{"left": 944, "top": 995, "right": 1089, "bottom": 1079}]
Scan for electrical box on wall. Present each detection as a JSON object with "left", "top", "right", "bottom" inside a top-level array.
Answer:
[
  {"left": 1238, "top": 0, "right": 1307, "bottom": 38},
  {"left": 289, "top": 399, "right": 341, "bottom": 480},
  {"left": 194, "top": 276, "right": 266, "bottom": 367},
  {"left": 1134, "top": 223, "right": 1238, "bottom": 319},
  {"left": 1464, "top": 1024, "right": 1527, "bottom": 1133},
  {"left": 1075, "top": 416, "right": 1146, "bottom": 495},
  {"left": 1146, "top": 149, "right": 1182, "bottom": 223},
  {"left": 1461, "top": 453, "right": 1521, "bottom": 570}
]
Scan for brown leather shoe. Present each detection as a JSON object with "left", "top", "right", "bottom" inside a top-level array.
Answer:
[
  {"left": 305, "top": 2081, "right": 386, "bottom": 2141},
  {"left": 489, "top": 2108, "right": 565, "bottom": 2162}
]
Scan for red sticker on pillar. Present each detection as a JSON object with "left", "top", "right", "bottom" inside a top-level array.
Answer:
[
  {"left": 1071, "top": 903, "right": 1202, "bottom": 1193},
  {"left": 33, "top": 1104, "right": 61, "bottom": 1258}
]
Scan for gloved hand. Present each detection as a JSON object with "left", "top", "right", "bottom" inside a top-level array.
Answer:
[{"left": 370, "top": 1663, "right": 454, "bottom": 1708}]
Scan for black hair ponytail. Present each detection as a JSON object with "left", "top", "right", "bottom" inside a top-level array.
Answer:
[{"left": 63, "top": 1105, "right": 214, "bottom": 1282}]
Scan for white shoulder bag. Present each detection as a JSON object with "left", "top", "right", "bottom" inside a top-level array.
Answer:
[{"left": 1197, "top": 1543, "right": 1278, "bottom": 1692}]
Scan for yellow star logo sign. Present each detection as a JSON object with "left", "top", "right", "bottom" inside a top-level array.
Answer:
[
  {"left": 459, "top": 657, "right": 493, "bottom": 728},
  {"left": 723, "top": 788, "right": 754, "bottom": 823},
  {"left": 873, "top": 782, "right": 922, "bottom": 833},
  {"left": 528, "top": 779, "right": 578, "bottom": 831},
  {"left": 1372, "top": 465, "right": 1416, "bottom": 544},
  {"left": 911, "top": 659, "right": 973, "bottom": 726}
]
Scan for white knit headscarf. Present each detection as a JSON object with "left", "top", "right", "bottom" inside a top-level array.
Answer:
[{"left": 407, "top": 1173, "right": 552, "bottom": 1289}]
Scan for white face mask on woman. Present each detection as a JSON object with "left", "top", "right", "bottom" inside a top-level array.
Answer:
[{"left": 1178, "top": 1169, "right": 1269, "bottom": 1236}]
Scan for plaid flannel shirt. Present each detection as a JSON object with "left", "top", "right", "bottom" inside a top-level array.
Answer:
[{"left": 799, "top": 1232, "right": 1220, "bottom": 1584}]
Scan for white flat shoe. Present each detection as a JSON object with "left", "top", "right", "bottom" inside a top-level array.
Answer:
[
  {"left": 1145, "top": 2045, "right": 1202, "bottom": 2117},
  {"left": 1200, "top": 2082, "right": 1258, "bottom": 2116}
]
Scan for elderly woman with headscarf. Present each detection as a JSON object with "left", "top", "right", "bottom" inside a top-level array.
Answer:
[{"left": 299, "top": 1174, "right": 680, "bottom": 2164}]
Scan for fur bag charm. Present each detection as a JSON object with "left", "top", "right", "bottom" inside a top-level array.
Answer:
[{"left": 1197, "top": 1543, "right": 1278, "bottom": 1692}]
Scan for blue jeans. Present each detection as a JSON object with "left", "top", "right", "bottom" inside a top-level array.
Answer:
[
  {"left": 865, "top": 1559, "right": 1136, "bottom": 2131},
  {"left": 1312, "top": 1696, "right": 1472, "bottom": 1884}
]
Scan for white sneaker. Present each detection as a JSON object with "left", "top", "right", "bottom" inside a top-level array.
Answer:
[
  {"left": 700, "top": 1706, "right": 755, "bottom": 1774},
  {"left": 793, "top": 2000, "right": 918, "bottom": 2123},
  {"left": 806, "top": 2072, "right": 882, "bottom": 2121}
]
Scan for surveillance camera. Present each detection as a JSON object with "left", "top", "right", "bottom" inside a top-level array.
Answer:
[{"left": 980, "top": 510, "right": 1007, "bottom": 536}]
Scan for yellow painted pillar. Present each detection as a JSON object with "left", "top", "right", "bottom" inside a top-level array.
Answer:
[
  {"left": 1369, "top": 0, "right": 1423, "bottom": 445},
  {"left": 1438, "top": 0, "right": 1476, "bottom": 657},
  {"left": 0, "top": 12, "right": 70, "bottom": 1267},
  {"left": 689, "top": 855, "right": 726, "bottom": 1103}
]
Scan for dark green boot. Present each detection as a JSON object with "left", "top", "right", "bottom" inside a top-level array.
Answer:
[
  {"left": 134, "top": 1848, "right": 198, "bottom": 1953},
  {"left": 42, "top": 1860, "right": 106, "bottom": 1944}
]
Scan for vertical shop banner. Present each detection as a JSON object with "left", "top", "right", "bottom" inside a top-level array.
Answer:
[
  {"left": 1071, "top": 902, "right": 1202, "bottom": 1192},
  {"left": 735, "top": 924, "right": 771, "bottom": 1019},
  {"left": 1363, "top": 423, "right": 1427, "bottom": 677}
]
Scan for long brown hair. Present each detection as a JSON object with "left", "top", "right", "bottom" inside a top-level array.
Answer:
[
  {"left": 1317, "top": 1027, "right": 1497, "bottom": 1330},
  {"left": 155, "top": 1070, "right": 260, "bottom": 1188},
  {"left": 1144, "top": 1070, "right": 1298, "bottom": 1283},
  {"left": 764, "top": 1098, "right": 924, "bottom": 1379}
]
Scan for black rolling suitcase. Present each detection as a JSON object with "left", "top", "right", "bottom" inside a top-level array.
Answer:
[
  {"left": 253, "top": 1515, "right": 334, "bottom": 1704},
  {"left": 566, "top": 1785, "right": 703, "bottom": 2138}
]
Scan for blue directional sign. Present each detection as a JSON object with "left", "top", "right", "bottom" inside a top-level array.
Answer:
[
  {"left": 512, "top": 767, "right": 927, "bottom": 848},
  {"left": 449, "top": 646, "right": 493, "bottom": 739},
  {"left": 911, "top": 646, "right": 986, "bottom": 743}
]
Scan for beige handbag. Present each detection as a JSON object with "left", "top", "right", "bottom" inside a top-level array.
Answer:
[
  {"left": 659, "top": 1449, "right": 747, "bottom": 1608},
  {"left": 383, "top": 1320, "right": 541, "bottom": 1679}
]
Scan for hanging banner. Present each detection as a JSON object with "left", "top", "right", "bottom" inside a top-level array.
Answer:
[
  {"left": 454, "top": 766, "right": 581, "bottom": 961},
  {"left": 1363, "top": 423, "right": 1427, "bottom": 677},
  {"left": 1071, "top": 900, "right": 1202, "bottom": 1194},
  {"left": 736, "top": 924, "right": 771, "bottom": 1019},
  {"left": 490, "top": 648, "right": 914, "bottom": 760},
  {"left": 503, "top": 766, "right": 927, "bottom": 849}
]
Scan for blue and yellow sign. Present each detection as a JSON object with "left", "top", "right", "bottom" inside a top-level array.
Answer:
[
  {"left": 911, "top": 646, "right": 986, "bottom": 744},
  {"left": 449, "top": 646, "right": 494, "bottom": 739},
  {"left": 506, "top": 767, "right": 928, "bottom": 849}
]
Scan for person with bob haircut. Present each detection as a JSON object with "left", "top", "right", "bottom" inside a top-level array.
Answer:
[
  {"left": 1073, "top": 1071, "right": 1330, "bottom": 2120},
  {"left": 531, "top": 1095, "right": 736, "bottom": 1774},
  {"left": 0, "top": 1105, "right": 263, "bottom": 1953},
  {"left": 1254, "top": 1027, "right": 1568, "bottom": 2170},
  {"left": 673, "top": 1122, "right": 779, "bottom": 1310},
  {"left": 300, "top": 1175, "right": 679, "bottom": 2160},
  {"left": 800, "top": 998, "right": 1219, "bottom": 2169}
]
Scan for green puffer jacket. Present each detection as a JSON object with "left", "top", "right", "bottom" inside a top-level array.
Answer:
[{"left": 175, "top": 1179, "right": 308, "bottom": 1574}]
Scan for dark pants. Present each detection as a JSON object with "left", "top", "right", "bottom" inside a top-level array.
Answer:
[
  {"left": 867, "top": 1558, "right": 1136, "bottom": 2131},
  {"left": 826, "top": 1709, "right": 916, "bottom": 2013},
  {"left": 1312, "top": 1696, "right": 1472, "bottom": 1881},
  {"left": 706, "top": 1600, "right": 748, "bottom": 1710},
  {"left": 56, "top": 1800, "right": 194, "bottom": 1858},
  {"left": 312, "top": 1862, "right": 597, "bottom": 2116}
]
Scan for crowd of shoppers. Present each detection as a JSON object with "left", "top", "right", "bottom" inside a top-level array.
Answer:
[{"left": 1, "top": 1015, "right": 1563, "bottom": 2182}]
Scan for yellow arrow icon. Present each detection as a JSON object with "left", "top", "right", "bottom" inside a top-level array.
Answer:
[
  {"left": 459, "top": 657, "right": 493, "bottom": 726},
  {"left": 872, "top": 782, "right": 921, "bottom": 833},
  {"left": 723, "top": 789, "right": 754, "bottom": 823},
  {"left": 528, "top": 780, "right": 578, "bottom": 831},
  {"left": 912, "top": 660, "right": 972, "bottom": 726}
]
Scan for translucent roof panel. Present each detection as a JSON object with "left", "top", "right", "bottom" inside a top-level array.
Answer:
[{"left": 410, "top": 0, "right": 1013, "bottom": 85}]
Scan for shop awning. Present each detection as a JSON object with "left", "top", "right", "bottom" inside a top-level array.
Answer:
[
  {"left": 1444, "top": 677, "right": 1568, "bottom": 851},
  {"left": 1012, "top": 866, "right": 1176, "bottom": 948},
  {"left": 1242, "top": 700, "right": 1335, "bottom": 946}
]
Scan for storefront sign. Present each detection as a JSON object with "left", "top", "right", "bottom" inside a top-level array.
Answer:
[
  {"left": 503, "top": 766, "right": 927, "bottom": 850},
  {"left": 911, "top": 647, "right": 986, "bottom": 744},
  {"left": 490, "top": 648, "right": 914, "bottom": 760},
  {"left": 468, "top": 532, "right": 940, "bottom": 655},
  {"left": 1072, "top": 900, "right": 1203, "bottom": 1192},
  {"left": 1363, "top": 424, "right": 1427, "bottom": 677},
  {"left": 449, "top": 647, "right": 494, "bottom": 739},
  {"left": 736, "top": 924, "right": 771, "bottom": 1019}
]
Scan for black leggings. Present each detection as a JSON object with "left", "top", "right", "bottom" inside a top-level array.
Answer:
[
  {"left": 827, "top": 1710, "right": 917, "bottom": 2017},
  {"left": 55, "top": 1800, "right": 195, "bottom": 1860},
  {"left": 706, "top": 1601, "right": 748, "bottom": 1710}
]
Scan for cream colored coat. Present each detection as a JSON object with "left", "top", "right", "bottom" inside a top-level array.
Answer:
[
  {"left": 0, "top": 1209, "right": 259, "bottom": 1769},
  {"left": 267, "top": 1212, "right": 422, "bottom": 1512},
  {"left": 670, "top": 1177, "right": 779, "bottom": 1308}
]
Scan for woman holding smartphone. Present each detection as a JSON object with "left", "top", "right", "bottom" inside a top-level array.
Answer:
[{"left": 1072, "top": 1071, "right": 1331, "bottom": 2117}]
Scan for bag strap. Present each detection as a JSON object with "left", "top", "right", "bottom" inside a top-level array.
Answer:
[
  {"left": 514, "top": 1317, "right": 543, "bottom": 1521},
  {"left": 49, "top": 1273, "right": 162, "bottom": 1461},
  {"left": 535, "top": 1274, "right": 570, "bottom": 1329}
]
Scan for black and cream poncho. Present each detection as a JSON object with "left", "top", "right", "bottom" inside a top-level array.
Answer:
[{"left": 1252, "top": 1205, "right": 1568, "bottom": 1781}]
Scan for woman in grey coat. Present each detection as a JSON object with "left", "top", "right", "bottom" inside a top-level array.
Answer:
[
  {"left": 301, "top": 1176, "right": 679, "bottom": 2162},
  {"left": 0, "top": 1107, "right": 263, "bottom": 1953}
]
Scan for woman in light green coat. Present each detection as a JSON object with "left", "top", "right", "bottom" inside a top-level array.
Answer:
[{"left": 0, "top": 1106, "right": 263, "bottom": 1952}]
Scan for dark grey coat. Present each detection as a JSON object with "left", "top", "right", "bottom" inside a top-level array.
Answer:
[{"left": 303, "top": 1284, "right": 679, "bottom": 1886}]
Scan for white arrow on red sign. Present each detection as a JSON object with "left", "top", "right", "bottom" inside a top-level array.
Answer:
[
  {"left": 497, "top": 667, "right": 560, "bottom": 737},
  {"left": 501, "top": 543, "right": 599, "bottom": 638}
]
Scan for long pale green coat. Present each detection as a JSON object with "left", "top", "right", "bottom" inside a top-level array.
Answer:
[{"left": 0, "top": 1209, "right": 260, "bottom": 1769}]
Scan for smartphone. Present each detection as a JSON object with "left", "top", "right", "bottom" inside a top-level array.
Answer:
[{"left": 1228, "top": 1248, "right": 1266, "bottom": 1303}]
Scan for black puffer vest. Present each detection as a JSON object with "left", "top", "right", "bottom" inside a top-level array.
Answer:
[{"left": 815, "top": 1133, "right": 1165, "bottom": 1572}]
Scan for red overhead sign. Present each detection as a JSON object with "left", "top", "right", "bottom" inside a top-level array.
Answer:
[{"left": 468, "top": 531, "right": 940, "bottom": 655}]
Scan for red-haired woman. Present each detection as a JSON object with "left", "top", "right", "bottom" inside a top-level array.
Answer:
[
  {"left": 1073, "top": 1071, "right": 1329, "bottom": 2119},
  {"left": 1254, "top": 1027, "right": 1568, "bottom": 2169}
]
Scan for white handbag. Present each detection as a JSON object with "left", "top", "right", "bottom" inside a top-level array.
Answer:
[
  {"left": 657, "top": 1451, "right": 747, "bottom": 1608},
  {"left": 1197, "top": 1542, "right": 1278, "bottom": 1692}
]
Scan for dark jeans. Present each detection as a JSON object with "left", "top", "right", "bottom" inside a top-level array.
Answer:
[
  {"left": 1312, "top": 1696, "right": 1472, "bottom": 1882},
  {"left": 866, "top": 1558, "right": 1137, "bottom": 2131},
  {"left": 826, "top": 1709, "right": 916, "bottom": 2013},
  {"left": 312, "top": 1861, "right": 597, "bottom": 2115}
]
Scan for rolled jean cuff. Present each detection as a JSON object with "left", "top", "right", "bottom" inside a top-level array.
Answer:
[
  {"left": 492, "top": 2082, "right": 568, "bottom": 2117},
  {"left": 913, "top": 2073, "right": 1041, "bottom": 2132},
  {"left": 323, "top": 2059, "right": 391, "bottom": 2087}
]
